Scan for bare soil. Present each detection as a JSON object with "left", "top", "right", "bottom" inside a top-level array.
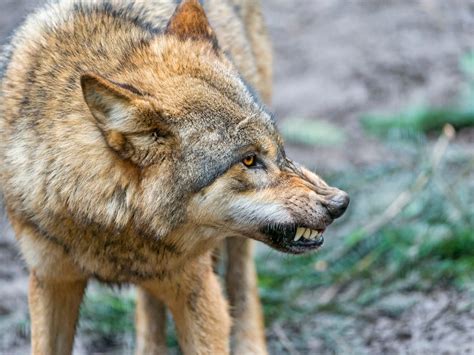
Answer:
[{"left": 1, "top": 0, "right": 473, "bottom": 354}]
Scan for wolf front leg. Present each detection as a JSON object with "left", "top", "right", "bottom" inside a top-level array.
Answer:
[
  {"left": 29, "top": 272, "right": 87, "bottom": 355},
  {"left": 10, "top": 216, "right": 88, "bottom": 355},
  {"left": 226, "top": 237, "right": 268, "bottom": 355},
  {"left": 142, "top": 256, "right": 231, "bottom": 355},
  {"left": 135, "top": 287, "right": 168, "bottom": 355}
]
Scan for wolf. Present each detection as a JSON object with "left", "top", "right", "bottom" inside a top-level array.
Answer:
[{"left": 0, "top": 0, "right": 349, "bottom": 354}]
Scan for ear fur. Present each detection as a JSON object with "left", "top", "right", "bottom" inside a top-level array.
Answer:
[
  {"left": 81, "top": 73, "right": 147, "bottom": 156},
  {"left": 81, "top": 73, "right": 143, "bottom": 129},
  {"left": 165, "top": 0, "right": 219, "bottom": 49}
]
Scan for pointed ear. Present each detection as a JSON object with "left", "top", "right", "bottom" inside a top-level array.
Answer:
[
  {"left": 165, "top": 0, "right": 218, "bottom": 49},
  {"left": 81, "top": 73, "right": 153, "bottom": 156},
  {"left": 81, "top": 72, "right": 146, "bottom": 132}
]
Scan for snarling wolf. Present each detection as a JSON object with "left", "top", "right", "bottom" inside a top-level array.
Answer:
[{"left": 0, "top": 0, "right": 349, "bottom": 353}]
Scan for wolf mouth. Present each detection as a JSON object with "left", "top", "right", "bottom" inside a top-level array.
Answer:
[{"left": 261, "top": 224, "right": 325, "bottom": 253}]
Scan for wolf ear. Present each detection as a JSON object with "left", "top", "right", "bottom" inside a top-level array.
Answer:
[
  {"left": 165, "top": 0, "right": 218, "bottom": 49},
  {"left": 81, "top": 73, "right": 151, "bottom": 155},
  {"left": 81, "top": 72, "right": 147, "bottom": 130}
]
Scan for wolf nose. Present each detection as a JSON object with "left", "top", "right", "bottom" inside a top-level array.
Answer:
[{"left": 326, "top": 191, "right": 350, "bottom": 219}]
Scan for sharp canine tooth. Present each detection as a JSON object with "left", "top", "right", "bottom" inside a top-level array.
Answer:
[
  {"left": 294, "top": 227, "right": 305, "bottom": 241},
  {"left": 303, "top": 228, "right": 311, "bottom": 239},
  {"left": 310, "top": 230, "right": 318, "bottom": 239}
]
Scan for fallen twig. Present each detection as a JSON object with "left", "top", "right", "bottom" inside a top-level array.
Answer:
[
  {"left": 361, "top": 124, "right": 455, "bottom": 236},
  {"left": 321, "top": 125, "right": 456, "bottom": 304},
  {"left": 423, "top": 298, "right": 453, "bottom": 331},
  {"left": 273, "top": 324, "right": 300, "bottom": 355}
]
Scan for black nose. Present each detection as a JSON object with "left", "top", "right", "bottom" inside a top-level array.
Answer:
[{"left": 326, "top": 191, "right": 350, "bottom": 219}]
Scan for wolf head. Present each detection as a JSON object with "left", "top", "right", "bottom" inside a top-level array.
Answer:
[{"left": 80, "top": 0, "right": 349, "bottom": 254}]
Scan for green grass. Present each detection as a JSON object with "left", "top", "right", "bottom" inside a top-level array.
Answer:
[
  {"left": 79, "top": 288, "right": 136, "bottom": 351},
  {"left": 361, "top": 106, "right": 474, "bottom": 137},
  {"left": 280, "top": 118, "right": 346, "bottom": 146},
  {"left": 257, "top": 137, "right": 474, "bottom": 323},
  {"left": 79, "top": 287, "right": 180, "bottom": 352},
  {"left": 361, "top": 51, "right": 474, "bottom": 137}
]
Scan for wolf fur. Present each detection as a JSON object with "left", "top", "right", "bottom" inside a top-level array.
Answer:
[{"left": 0, "top": 1, "right": 348, "bottom": 354}]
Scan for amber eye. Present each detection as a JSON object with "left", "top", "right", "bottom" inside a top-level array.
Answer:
[{"left": 242, "top": 155, "right": 256, "bottom": 167}]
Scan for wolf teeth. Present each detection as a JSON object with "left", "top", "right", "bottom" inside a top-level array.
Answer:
[
  {"left": 303, "top": 228, "right": 311, "bottom": 239},
  {"left": 294, "top": 227, "right": 323, "bottom": 241},
  {"left": 294, "top": 227, "right": 305, "bottom": 241}
]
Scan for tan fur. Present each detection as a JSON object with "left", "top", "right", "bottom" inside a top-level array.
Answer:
[
  {"left": 135, "top": 288, "right": 168, "bottom": 354},
  {"left": 29, "top": 274, "right": 87, "bottom": 355},
  {"left": 141, "top": 253, "right": 231, "bottom": 354},
  {"left": 0, "top": 1, "right": 348, "bottom": 354}
]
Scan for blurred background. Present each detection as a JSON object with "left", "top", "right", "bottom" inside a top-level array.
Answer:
[{"left": 1, "top": 0, "right": 473, "bottom": 354}]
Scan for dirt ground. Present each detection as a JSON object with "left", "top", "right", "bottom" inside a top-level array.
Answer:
[{"left": 1, "top": 0, "right": 473, "bottom": 354}]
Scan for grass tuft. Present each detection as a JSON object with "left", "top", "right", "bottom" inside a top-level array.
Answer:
[{"left": 361, "top": 51, "right": 474, "bottom": 137}]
